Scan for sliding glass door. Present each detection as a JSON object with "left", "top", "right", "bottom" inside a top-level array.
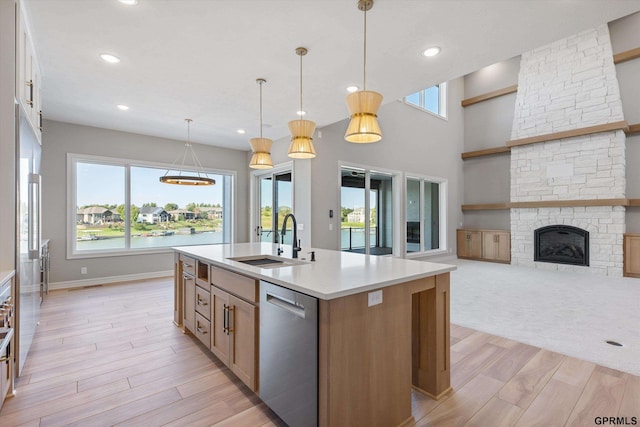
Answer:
[
  {"left": 340, "top": 166, "right": 394, "bottom": 256},
  {"left": 256, "top": 170, "right": 292, "bottom": 244}
]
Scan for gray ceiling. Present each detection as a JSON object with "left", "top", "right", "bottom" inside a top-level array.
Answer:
[{"left": 24, "top": 0, "right": 640, "bottom": 150}]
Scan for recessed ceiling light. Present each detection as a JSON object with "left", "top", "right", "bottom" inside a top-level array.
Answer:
[
  {"left": 236, "top": 129, "right": 246, "bottom": 134},
  {"left": 346, "top": 85, "right": 359, "bottom": 93},
  {"left": 422, "top": 47, "right": 441, "bottom": 57},
  {"left": 296, "top": 110, "right": 306, "bottom": 116},
  {"left": 100, "top": 53, "right": 120, "bottom": 63},
  {"left": 118, "top": 0, "right": 138, "bottom": 5},
  {"left": 117, "top": 104, "right": 129, "bottom": 110}
]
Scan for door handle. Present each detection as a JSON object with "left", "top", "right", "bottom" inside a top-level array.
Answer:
[{"left": 223, "top": 304, "right": 228, "bottom": 334}]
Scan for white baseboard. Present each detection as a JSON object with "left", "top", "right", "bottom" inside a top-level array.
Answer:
[{"left": 49, "top": 270, "right": 173, "bottom": 290}]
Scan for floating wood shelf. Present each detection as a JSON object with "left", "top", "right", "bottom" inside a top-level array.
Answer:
[
  {"left": 461, "top": 146, "right": 511, "bottom": 159},
  {"left": 462, "top": 198, "right": 637, "bottom": 211},
  {"left": 626, "top": 124, "right": 640, "bottom": 136},
  {"left": 506, "top": 121, "right": 629, "bottom": 148},
  {"left": 613, "top": 47, "right": 640, "bottom": 65},
  {"left": 462, "top": 203, "right": 510, "bottom": 211},
  {"left": 461, "top": 85, "right": 518, "bottom": 107}
]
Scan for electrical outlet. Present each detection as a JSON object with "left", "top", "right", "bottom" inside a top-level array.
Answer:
[
  {"left": 368, "top": 290, "right": 383, "bottom": 307},
  {"left": 81, "top": 267, "right": 87, "bottom": 275}
]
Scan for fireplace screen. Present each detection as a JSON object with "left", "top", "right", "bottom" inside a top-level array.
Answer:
[{"left": 534, "top": 225, "right": 589, "bottom": 266}]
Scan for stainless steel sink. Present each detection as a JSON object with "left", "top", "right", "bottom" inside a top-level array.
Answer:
[{"left": 227, "top": 255, "right": 307, "bottom": 268}]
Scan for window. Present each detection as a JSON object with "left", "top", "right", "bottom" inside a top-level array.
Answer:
[
  {"left": 404, "top": 82, "right": 447, "bottom": 118},
  {"left": 406, "top": 175, "right": 447, "bottom": 255},
  {"left": 69, "top": 154, "right": 233, "bottom": 257}
]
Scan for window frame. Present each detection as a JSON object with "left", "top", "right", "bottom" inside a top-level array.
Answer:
[
  {"left": 404, "top": 173, "right": 448, "bottom": 257},
  {"left": 403, "top": 82, "right": 448, "bottom": 120},
  {"left": 67, "top": 153, "right": 236, "bottom": 259}
]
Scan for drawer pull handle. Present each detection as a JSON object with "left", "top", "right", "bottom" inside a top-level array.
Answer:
[
  {"left": 197, "top": 298, "right": 208, "bottom": 306},
  {"left": 183, "top": 262, "right": 193, "bottom": 269},
  {"left": 196, "top": 326, "right": 207, "bottom": 335}
]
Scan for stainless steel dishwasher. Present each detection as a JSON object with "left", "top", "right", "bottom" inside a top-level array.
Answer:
[{"left": 259, "top": 280, "right": 318, "bottom": 427}]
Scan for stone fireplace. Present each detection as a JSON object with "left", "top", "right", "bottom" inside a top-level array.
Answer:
[{"left": 509, "top": 24, "right": 626, "bottom": 276}]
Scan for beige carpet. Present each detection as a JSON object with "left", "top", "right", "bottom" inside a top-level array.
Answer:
[{"left": 448, "top": 258, "right": 640, "bottom": 376}]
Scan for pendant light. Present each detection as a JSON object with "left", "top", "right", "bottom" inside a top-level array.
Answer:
[
  {"left": 288, "top": 47, "right": 316, "bottom": 159},
  {"left": 344, "top": 0, "right": 383, "bottom": 143},
  {"left": 160, "top": 119, "right": 215, "bottom": 186},
  {"left": 249, "top": 78, "right": 274, "bottom": 169}
]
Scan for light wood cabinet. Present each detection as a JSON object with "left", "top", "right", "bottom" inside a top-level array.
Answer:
[
  {"left": 482, "top": 230, "right": 510, "bottom": 262},
  {"left": 457, "top": 229, "right": 510, "bottom": 263},
  {"left": 624, "top": 234, "right": 640, "bottom": 278},
  {"left": 210, "top": 271, "right": 258, "bottom": 391},
  {"left": 210, "top": 286, "right": 230, "bottom": 365},
  {"left": 180, "top": 255, "right": 196, "bottom": 332},
  {"left": 456, "top": 229, "right": 482, "bottom": 259}
]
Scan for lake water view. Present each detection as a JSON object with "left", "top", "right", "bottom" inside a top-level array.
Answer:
[{"left": 76, "top": 228, "right": 374, "bottom": 251}]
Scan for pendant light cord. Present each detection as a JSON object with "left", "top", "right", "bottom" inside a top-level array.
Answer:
[
  {"left": 363, "top": 4, "right": 367, "bottom": 91},
  {"left": 259, "top": 80, "right": 263, "bottom": 139},
  {"left": 300, "top": 51, "right": 303, "bottom": 121}
]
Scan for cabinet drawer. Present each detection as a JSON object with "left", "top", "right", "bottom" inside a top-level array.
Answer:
[
  {"left": 211, "top": 266, "right": 258, "bottom": 303},
  {"left": 180, "top": 255, "right": 196, "bottom": 276},
  {"left": 195, "top": 285, "right": 211, "bottom": 320},
  {"left": 194, "top": 312, "right": 211, "bottom": 348}
]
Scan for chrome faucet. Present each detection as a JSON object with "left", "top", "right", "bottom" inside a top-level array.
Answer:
[{"left": 281, "top": 213, "right": 301, "bottom": 258}]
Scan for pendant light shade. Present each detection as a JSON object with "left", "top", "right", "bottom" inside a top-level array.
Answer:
[
  {"left": 249, "top": 78, "right": 273, "bottom": 169},
  {"left": 249, "top": 137, "right": 274, "bottom": 169},
  {"left": 160, "top": 119, "right": 215, "bottom": 186},
  {"left": 288, "top": 47, "right": 316, "bottom": 159},
  {"left": 345, "top": 90, "right": 382, "bottom": 143},
  {"left": 288, "top": 119, "right": 316, "bottom": 158},
  {"left": 345, "top": 0, "right": 383, "bottom": 144}
]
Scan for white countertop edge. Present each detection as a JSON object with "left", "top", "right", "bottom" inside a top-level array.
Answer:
[
  {"left": 174, "top": 245, "right": 456, "bottom": 300},
  {"left": 0, "top": 270, "right": 15, "bottom": 286}
]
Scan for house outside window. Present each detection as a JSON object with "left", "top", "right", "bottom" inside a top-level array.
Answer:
[
  {"left": 404, "top": 82, "right": 447, "bottom": 119},
  {"left": 68, "top": 154, "right": 234, "bottom": 257}
]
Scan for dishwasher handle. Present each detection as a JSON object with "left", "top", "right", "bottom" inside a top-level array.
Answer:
[{"left": 266, "top": 293, "right": 306, "bottom": 319}]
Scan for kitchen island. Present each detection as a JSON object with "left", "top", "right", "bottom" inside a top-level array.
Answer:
[{"left": 174, "top": 243, "right": 455, "bottom": 427}]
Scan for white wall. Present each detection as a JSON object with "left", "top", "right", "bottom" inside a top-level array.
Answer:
[
  {"left": 267, "top": 78, "right": 465, "bottom": 258},
  {"left": 41, "top": 120, "right": 250, "bottom": 285}
]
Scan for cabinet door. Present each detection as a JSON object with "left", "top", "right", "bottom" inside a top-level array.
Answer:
[
  {"left": 182, "top": 273, "right": 195, "bottom": 332},
  {"left": 457, "top": 230, "right": 481, "bottom": 259},
  {"left": 624, "top": 235, "right": 640, "bottom": 277},
  {"left": 211, "top": 286, "right": 230, "bottom": 365},
  {"left": 228, "top": 295, "right": 257, "bottom": 391},
  {"left": 482, "top": 232, "right": 510, "bottom": 262},
  {"left": 456, "top": 230, "right": 469, "bottom": 258}
]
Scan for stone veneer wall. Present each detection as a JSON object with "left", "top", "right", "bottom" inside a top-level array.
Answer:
[{"left": 510, "top": 25, "right": 626, "bottom": 276}]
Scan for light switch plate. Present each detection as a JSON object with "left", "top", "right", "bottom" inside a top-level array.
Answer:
[{"left": 368, "top": 290, "right": 383, "bottom": 307}]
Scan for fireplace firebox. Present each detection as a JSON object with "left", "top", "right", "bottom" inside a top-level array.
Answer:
[{"left": 534, "top": 225, "right": 589, "bottom": 266}]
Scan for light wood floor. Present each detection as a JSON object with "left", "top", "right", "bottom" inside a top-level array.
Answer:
[{"left": 0, "top": 278, "right": 638, "bottom": 426}]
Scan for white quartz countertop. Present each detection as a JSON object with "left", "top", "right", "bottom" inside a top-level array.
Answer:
[{"left": 174, "top": 243, "right": 456, "bottom": 300}]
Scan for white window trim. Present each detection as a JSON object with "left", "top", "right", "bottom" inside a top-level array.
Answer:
[
  {"left": 403, "top": 82, "right": 448, "bottom": 121},
  {"left": 67, "top": 153, "right": 236, "bottom": 259},
  {"left": 404, "top": 173, "right": 448, "bottom": 258}
]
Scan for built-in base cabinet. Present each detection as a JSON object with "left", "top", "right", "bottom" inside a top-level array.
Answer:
[
  {"left": 176, "top": 256, "right": 258, "bottom": 392},
  {"left": 457, "top": 229, "right": 511, "bottom": 263},
  {"left": 624, "top": 234, "right": 640, "bottom": 278}
]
